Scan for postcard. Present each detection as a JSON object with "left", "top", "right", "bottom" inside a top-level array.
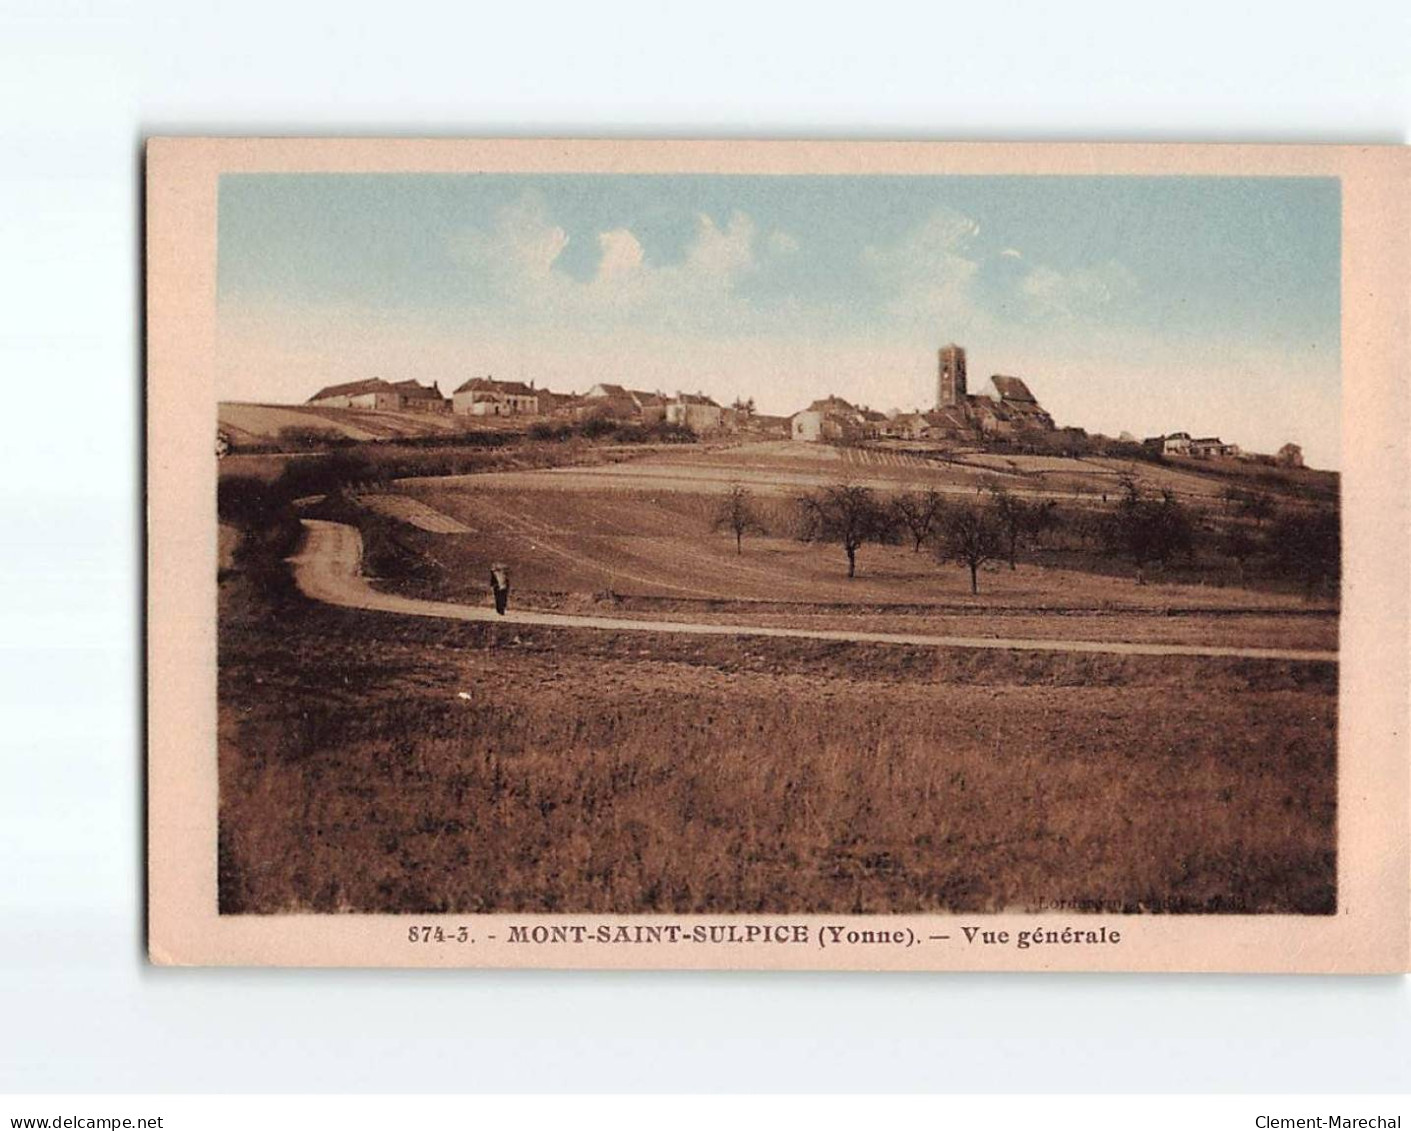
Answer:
[{"left": 147, "top": 138, "right": 1408, "bottom": 970}]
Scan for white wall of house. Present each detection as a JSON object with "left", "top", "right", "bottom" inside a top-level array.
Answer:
[
  {"left": 666, "top": 402, "right": 722, "bottom": 432},
  {"left": 311, "top": 391, "right": 403, "bottom": 410},
  {"left": 400, "top": 396, "right": 450, "bottom": 413},
  {"left": 791, "top": 411, "right": 823, "bottom": 441},
  {"left": 453, "top": 391, "right": 540, "bottom": 415}
]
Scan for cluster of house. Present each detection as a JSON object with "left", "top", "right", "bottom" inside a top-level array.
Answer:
[
  {"left": 306, "top": 344, "right": 1062, "bottom": 445},
  {"left": 784, "top": 343, "right": 1302, "bottom": 467},
  {"left": 789, "top": 344, "right": 1056, "bottom": 444},
  {"left": 304, "top": 342, "right": 1303, "bottom": 465},
  {"left": 306, "top": 377, "right": 454, "bottom": 413},
  {"left": 307, "top": 376, "right": 730, "bottom": 432},
  {"left": 1140, "top": 432, "right": 1305, "bottom": 467},
  {"left": 573, "top": 385, "right": 727, "bottom": 433},
  {"left": 1143, "top": 431, "right": 1240, "bottom": 460}
]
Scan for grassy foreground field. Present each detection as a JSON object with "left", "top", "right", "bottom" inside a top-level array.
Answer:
[{"left": 218, "top": 572, "right": 1336, "bottom": 916}]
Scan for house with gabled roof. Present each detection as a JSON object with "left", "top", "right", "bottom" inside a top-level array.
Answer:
[
  {"left": 665, "top": 392, "right": 723, "bottom": 433},
  {"left": 923, "top": 404, "right": 978, "bottom": 437},
  {"left": 630, "top": 390, "right": 668, "bottom": 424},
  {"left": 790, "top": 395, "right": 871, "bottom": 443},
  {"left": 884, "top": 411, "right": 937, "bottom": 441},
  {"left": 307, "top": 377, "right": 404, "bottom": 410},
  {"left": 979, "top": 375, "right": 1056, "bottom": 430},
  {"left": 581, "top": 384, "right": 669, "bottom": 422},
  {"left": 451, "top": 376, "right": 541, "bottom": 416},
  {"left": 1189, "top": 436, "right": 1239, "bottom": 459},
  {"left": 1148, "top": 431, "right": 1240, "bottom": 459},
  {"left": 391, "top": 379, "right": 450, "bottom": 413}
]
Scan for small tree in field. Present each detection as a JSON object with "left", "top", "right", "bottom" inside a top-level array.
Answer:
[
  {"left": 713, "top": 483, "right": 765, "bottom": 554},
  {"left": 940, "top": 503, "right": 1003, "bottom": 594},
  {"left": 988, "top": 484, "right": 1036, "bottom": 570},
  {"left": 796, "top": 483, "right": 891, "bottom": 578},
  {"left": 1030, "top": 499, "right": 1060, "bottom": 549},
  {"left": 1221, "top": 520, "right": 1259, "bottom": 586},
  {"left": 1107, "top": 477, "right": 1193, "bottom": 584},
  {"left": 891, "top": 486, "right": 946, "bottom": 552}
]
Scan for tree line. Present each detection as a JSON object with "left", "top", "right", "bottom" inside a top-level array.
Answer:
[{"left": 714, "top": 477, "right": 1339, "bottom": 597}]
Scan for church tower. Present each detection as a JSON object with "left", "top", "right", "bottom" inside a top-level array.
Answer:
[{"left": 938, "top": 344, "right": 967, "bottom": 408}]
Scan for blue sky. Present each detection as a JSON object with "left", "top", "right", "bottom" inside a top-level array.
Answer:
[{"left": 217, "top": 173, "right": 1341, "bottom": 466}]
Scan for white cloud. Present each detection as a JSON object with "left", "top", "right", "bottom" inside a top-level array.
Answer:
[
  {"left": 447, "top": 196, "right": 761, "bottom": 333},
  {"left": 450, "top": 191, "right": 569, "bottom": 293},
  {"left": 861, "top": 209, "right": 1138, "bottom": 336},
  {"left": 596, "top": 228, "right": 644, "bottom": 280},
  {"left": 864, "top": 206, "right": 980, "bottom": 281},
  {"left": 449, "top": 196, "right": 1132, "bottom": 349},
  {"left": 862, "top": 206, "right": 984, "bottom": 329},
  {"left": 681, "top": 211, "right": 756, "bottom": 280},
  {"left": 1020, "top": 259, "right": 1138, "bottom": 321}
]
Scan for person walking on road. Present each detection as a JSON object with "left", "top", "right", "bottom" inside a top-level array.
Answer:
[{"left": 489, "top": 564, "right": 510, "bottom": 615}]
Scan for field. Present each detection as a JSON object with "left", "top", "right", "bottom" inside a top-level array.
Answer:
[
  {"left": 218, "top": 435, "right": 1340, "bottom": 915},
  {"left": 219, "top": 401, "right": 501, "bottom": 446},
  {"left": 369, "top": 442, "right": 1337, "bottom": 652},
  {"left": 218, "top": 583, "right": 1336, "bottom": 916}
]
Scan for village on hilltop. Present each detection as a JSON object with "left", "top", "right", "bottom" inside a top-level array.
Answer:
[
  {"left": 302, "top": 341, "right": 1304, "bottom": 468},
  {"left": 307, "top": 375, "right": 731, "bottom": 433}
]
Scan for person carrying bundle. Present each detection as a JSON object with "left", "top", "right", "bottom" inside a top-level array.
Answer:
[{"left": 489, "top": 564, "right": 510, "bottom": 615}]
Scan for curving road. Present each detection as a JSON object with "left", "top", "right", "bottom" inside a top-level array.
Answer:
[{"left": 289, "top": 520, "right": 1338, "bottom": 663}]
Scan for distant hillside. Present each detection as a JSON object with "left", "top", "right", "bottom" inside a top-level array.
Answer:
[{"left": 217, "top": 402, "right": 1337, "bottom": 509}]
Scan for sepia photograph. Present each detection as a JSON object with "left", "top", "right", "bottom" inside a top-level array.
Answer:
[{"left": 146, "top": 139, "right": 1408, "bottom": 970}]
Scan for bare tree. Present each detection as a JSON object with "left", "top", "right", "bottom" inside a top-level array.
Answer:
[
  {"left": 939, "top": 503, "right": 1003, "bottom": 594},
  {"left": 1221, "top": 520, "right": 1259, "bottom": 586},
  {"left": 1106, "top": 477, "right": 1193, "bottom": 584},
  {"left": 891, "top": 486, "right": 946, "bottom": 552},
  {"left": 987, "top": 484, "right": 1036, "bottom": 570},
  {"left": 1030, "top": 499, "right": 1060, "bottom": 549},
  {"left": 796, "top": 483, "right": 892, "bottom": 578},
  {"left": 713, "top": 483, "right": 765, "bottom": 555}
]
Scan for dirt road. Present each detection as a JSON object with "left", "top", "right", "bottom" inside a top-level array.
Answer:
[{"left": 290, "top": 520, "right": 1338, "bottom": 663}]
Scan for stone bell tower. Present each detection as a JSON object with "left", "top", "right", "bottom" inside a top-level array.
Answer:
[{"left": 938, "top": 343, "right": 967, "bottom": 408}]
